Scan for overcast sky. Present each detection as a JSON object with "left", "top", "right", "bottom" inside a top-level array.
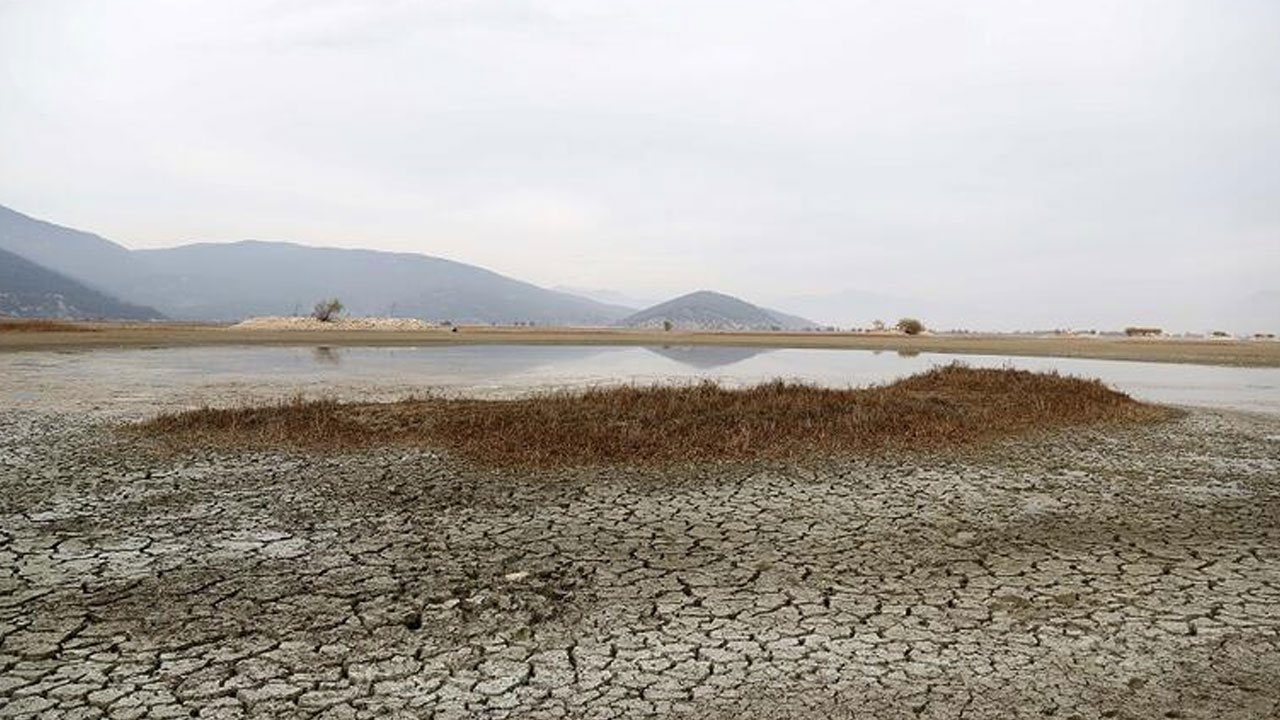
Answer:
[{"left": 1, "top": 0, "right": 1277, "bottom": 330}]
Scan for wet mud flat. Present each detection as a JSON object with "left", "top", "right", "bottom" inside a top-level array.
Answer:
[{"left": 2, "top": 409, "right": 1279, "bottom": 719}]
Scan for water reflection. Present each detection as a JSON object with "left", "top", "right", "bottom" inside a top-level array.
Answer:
[
  {"left": 644, "top": 345, "right": 772, "bottom": 369},
  {"left": 3, "top": 344, "right": 1278, "bottom": 416},
  {"left": 312, "top": 346, "right": 341, "bottom": 365}
]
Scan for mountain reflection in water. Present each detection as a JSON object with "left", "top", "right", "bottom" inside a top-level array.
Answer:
[
  {"left": 643, "top": 345, "right": 772, "bottom": 369},
  {"left": 1, "top": 344, "right": 1276, "bottom": 416}
]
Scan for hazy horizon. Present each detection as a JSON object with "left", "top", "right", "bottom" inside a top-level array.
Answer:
[{"left": 2, "top": 1, "right": 1277, "bottom": 332}]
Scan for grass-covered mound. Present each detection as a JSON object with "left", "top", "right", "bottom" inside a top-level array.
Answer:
[{"left": 134, "top": 364, "right": 1169, "bottom": 467}]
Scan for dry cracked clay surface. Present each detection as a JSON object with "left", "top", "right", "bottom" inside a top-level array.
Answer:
[{"left": 2, "top": 408, "right": 1279, "bottom": 719}]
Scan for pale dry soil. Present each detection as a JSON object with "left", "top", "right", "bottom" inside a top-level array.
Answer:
[{"left": 2, "top": 409, "right": 1279, "bottom": 719}]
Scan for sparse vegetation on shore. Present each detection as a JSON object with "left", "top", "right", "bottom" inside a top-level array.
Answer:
[
  {"left": 0, "top": 318, "right": 94, "bottom": 332},
  {"left": 133, "top": 365, "right": 1169, "bottom": 467},
  {"left": 896, "top": 318, "right": 925, "bottom": 335},
  {"left": 312, "top": 298, "right": 344, "bottom": 322}
]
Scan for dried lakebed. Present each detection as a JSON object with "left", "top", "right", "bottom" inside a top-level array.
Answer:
[{"left": 2, "top": 408, "right": 1279, "bottom": 719}]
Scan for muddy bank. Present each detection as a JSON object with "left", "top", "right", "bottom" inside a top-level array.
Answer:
[{"left": 2, "top": 407, "right": 1278, "bottom": 719}]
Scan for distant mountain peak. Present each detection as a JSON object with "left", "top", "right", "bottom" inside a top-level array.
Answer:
[{"left": 619, "top": 290, "right": 816, "bottom": 331}]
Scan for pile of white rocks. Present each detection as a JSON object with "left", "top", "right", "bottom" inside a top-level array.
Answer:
[{"left": 229, "top": 316, "right": 433, "bottom": 331}]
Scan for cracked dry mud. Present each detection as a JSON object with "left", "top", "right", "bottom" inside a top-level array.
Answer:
[{"left": 2, "top": 407, "right": 1279, "bottom": 719}]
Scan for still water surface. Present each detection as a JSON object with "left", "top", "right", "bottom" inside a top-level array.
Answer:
[{"left": 7, "top": 344, "right": 1278, "bottom": 416}]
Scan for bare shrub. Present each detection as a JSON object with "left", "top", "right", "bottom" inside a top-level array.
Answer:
[
  {"left": 896, "top": 318, "right": 924, "bottom": 335},
  {"left": 312, "top": 298, "right": 344, "bottom": 322}
]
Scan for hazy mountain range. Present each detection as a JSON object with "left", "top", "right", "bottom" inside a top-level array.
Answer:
[
  {"left": 5, "top": 204, "right": 1269, "bottom": 333},
  {"left": 126, "top": 241, "right": 638, "bottom": 324},
  {"left": 0, "top": 205, "right": 634, "bottom": 324},
  {"left": 0, "top": 204, "right": 811, "bottom": 328},
  {"left": 0, "top": 247, "right": 162, "bottom": 320}
]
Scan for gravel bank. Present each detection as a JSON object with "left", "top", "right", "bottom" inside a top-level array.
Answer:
[
  {"left": 228, "top": 317, "right": 432, "bottom": 331},
  {"left": 2, "top": 408, "right": 1278, "bottom": 718}
]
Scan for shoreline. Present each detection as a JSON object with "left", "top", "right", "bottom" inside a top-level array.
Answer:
[{"left": 1, "top": 322, "right": 1279, "bottom": 367}]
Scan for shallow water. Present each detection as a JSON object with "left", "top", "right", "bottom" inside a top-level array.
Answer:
[{"left": 4, "top": 344, "right": 1279, "bottom": 417}]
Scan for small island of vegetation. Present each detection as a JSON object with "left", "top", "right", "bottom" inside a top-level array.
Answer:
[{"left": 134, "top": 364, "right": 1169, "bottom": 467}]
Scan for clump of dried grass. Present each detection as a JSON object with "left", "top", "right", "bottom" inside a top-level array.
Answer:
[
  {"left": 0, "top": 318, "right": 95, "bottom": 332},
  {"left": 133, "top": 364, "right": 1170, "bottom": 467}
]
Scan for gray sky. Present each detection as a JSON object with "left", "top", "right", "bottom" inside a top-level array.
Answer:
[{"left": 1, "top": 0, "right": 1277, "bottom": 331}]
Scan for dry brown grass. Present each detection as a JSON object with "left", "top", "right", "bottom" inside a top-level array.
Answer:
[
  {"left": 0, "top": 318, "right": 95, "bottom": 332},
  {"left": 133, "top": 365, "right": 1170, "bottom": 467}
]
